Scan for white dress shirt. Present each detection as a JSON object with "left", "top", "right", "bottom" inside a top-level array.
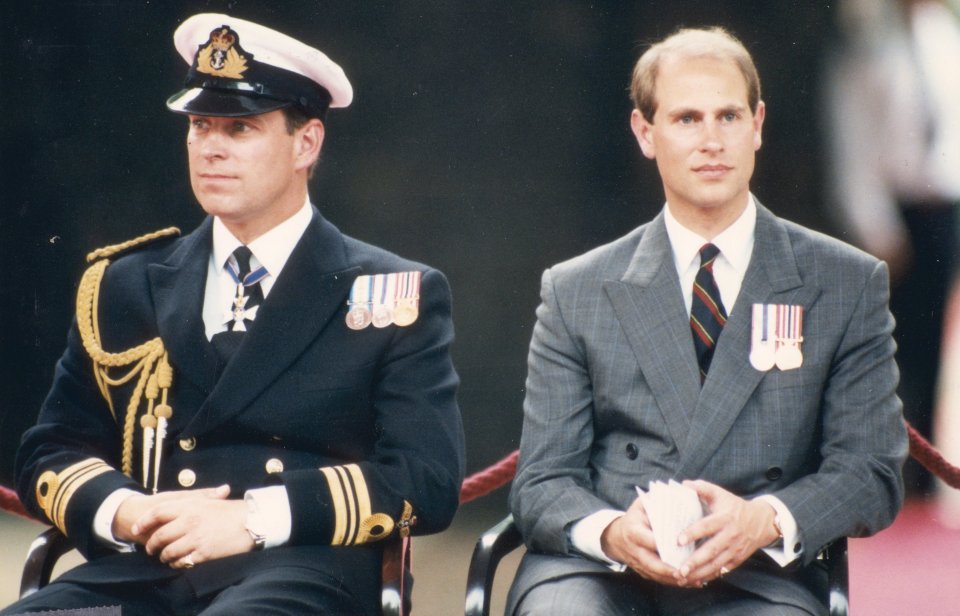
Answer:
[{"left": 570, "top": 196, "right": 802, "bottom": 569}]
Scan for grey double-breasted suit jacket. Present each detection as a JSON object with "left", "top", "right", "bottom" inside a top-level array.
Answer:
[{"left": 508, "top": 202, "right": 907, "bottom": 614}]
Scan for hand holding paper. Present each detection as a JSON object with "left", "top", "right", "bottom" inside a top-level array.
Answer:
[{"left": 637, "top": 480, "right": 705, "bottom": 569}]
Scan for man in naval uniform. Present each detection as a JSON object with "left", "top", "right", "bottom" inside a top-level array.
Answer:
[
  {"left": 3, "top": 13, "right": 464, "bottom": 616},
  {"left": 507, "top": 27, "right": 907, "bottom": 615}
]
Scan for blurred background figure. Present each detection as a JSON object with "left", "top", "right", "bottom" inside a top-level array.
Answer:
[{"left": 823, "top": 0, "right": 960, "bottom": 497}]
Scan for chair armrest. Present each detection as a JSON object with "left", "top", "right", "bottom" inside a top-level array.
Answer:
[
  {"left": 825, "top": 537, "right": 849, "bottom": 616},
  {"left": 464, "top": 514, "right": 524, "bottom": 616},
  {"left": 381, "top": 534, "right": 411, "bottom": 616},
  {"left": 20, "top": 527, "right": 74, "bottom": 599}
]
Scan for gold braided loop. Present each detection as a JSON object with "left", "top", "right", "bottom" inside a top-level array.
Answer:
[
  {"left": 85, "top": 227, "right": 180, "bottom": 263},
  {"left": 74, "top": 229, "right": 179, "bottom": 479}
]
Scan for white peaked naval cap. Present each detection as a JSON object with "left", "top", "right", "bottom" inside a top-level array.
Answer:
[{"left": 166, "top": 13, "right": 353, "bottom": 119}]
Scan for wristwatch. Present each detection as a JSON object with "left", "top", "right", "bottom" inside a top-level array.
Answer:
[
  {"left": 246, "top": 526, "right": 267, "bottom": 551},
  {"left": 245, "top": 494, "right": 268, "bottom": 551}
]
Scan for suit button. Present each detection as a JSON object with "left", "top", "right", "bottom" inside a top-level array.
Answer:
[
  {"left": 179, "top": 437, "right": 196, "bottom": 452},
  {"left": 178, "top": 469, "right": 196, "bottom": 487},
  {"left": 625, "top": 443, "right": 638, "bottom": 460},
  {"left": 765, "top": 466, "right": 783, "bottom": 481},
  {"left": 265, "top": 458, "right": 284, "bottom": 474}
]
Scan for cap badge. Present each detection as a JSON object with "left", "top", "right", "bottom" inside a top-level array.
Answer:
[{"left": 196, "top": 26, "right": 249, "bottom": 79}]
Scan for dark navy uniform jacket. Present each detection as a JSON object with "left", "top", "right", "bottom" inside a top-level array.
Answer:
[{"left": 14, "top": 208, "right": 465, "bottom": 605}]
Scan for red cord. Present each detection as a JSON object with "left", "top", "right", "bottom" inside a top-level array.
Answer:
[
  {"left": 459, "top": 450, "right": 518, "bottom": 504},
  {"left": 908, "top": 423, "right": 960, "bottom": 489},
  {"left": 0, "top": 484, "right": 30, "bottom": 519}
]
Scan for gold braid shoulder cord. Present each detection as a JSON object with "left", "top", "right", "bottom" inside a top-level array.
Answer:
[{"left": 75, "top": 227, "right": 180, "bottom": 490}]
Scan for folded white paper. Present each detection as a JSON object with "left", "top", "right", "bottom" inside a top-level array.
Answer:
[{"left": 637, "top": 480, "right": 704, "bottom": 568}]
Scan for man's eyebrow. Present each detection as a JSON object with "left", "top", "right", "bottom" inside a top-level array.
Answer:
[
  {"left": 664, "top": 104, "right": 748, "bottom": 120},
  {"left": 717, "top": 104, "right": 748, "bottom": 114},
  {"left": 666, "top": 107, "right": 703, "bottom": 120}
]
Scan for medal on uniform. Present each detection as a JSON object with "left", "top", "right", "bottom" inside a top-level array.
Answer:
[
  {"left": 774, "top": 304, "right": 803, "bottom": 370},
  {"left": 346, "top": 275, "right": 374, "bottom": 330},
  {"left": 751, "top": 303, "right": 804, "bottom": 371},
  {"left": 392, "top": 271, "right": 421, "bottom": 327},
  {"left": 371, "top": 273, "right": 395, "bottom": 328},
  {"left": 749, "top": 303, "right": 777, "bottom": 371},
  {"left": 229, "top": 286, "right": 253, "bottom": 332},
  {"left": 223, "top": 257, "right": 267, "bottom": 332},
  {"left": 347, "top": 271, "right": 422, "bottom": 330}
]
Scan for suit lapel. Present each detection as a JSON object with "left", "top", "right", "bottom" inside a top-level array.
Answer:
[
  {"left": 677, "top": 203, "right": 822, "bottom": 478},
  {"left": 148, "top": 219, "right": 220, "bottom": 397},
  {"left": 185, "top": 212, "right": 360, "bottom": 437},
  {"left": 604, "top": 214, "right": 700, "bottom": 449}
]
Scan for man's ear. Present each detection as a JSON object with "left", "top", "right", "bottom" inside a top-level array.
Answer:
[
  {"left": 752, "top": 100, "right": 766, "bottom": 151},
  {"left": 295, "top": 118, "right": 325, "bottom": 171},
  {"left": 630, "top": 109, "right": 656, "bottom": 160}
]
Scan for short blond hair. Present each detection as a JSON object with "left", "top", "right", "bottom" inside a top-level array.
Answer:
[{"left": 629, "top": 27, "right": 761, "bottom": 123}]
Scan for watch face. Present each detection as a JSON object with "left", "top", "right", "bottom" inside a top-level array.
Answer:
[
  {"left": 247, "top": 527, "right": 267, "bottom": 550},
  {"left": 245, "top": 498, "right": 268, "bottom": 550}
]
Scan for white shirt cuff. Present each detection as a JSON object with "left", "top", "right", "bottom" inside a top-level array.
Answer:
[
  {"left": 93, "top": 488, "right": 139, "bottom": 552},
  {"left": 244, "top": 485, "right": 292, "bottom": 548},
  {"left": 755, "top": 495, "right": 803, "bottom": 566},
  {"left": 569, "top": 509, "right": 627, "bottom": 571}
]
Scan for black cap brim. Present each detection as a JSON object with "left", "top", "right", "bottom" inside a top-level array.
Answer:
[{"left": 166, "top": 87, "right": 291, "bottom": 117}]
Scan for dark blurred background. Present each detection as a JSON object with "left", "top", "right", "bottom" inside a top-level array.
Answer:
[{"left": 0, "top": 2, "right": 836, "bottom": 515}]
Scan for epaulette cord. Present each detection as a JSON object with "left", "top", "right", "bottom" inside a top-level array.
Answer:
[
  {"left": 75, "top": 228, "right": 178, "bottom": 487},
  {"left": 86, "top": 227, "right": 181, "bottom": 263}
]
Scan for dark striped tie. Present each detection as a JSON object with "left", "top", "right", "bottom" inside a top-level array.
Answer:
[{"left": 690, "top": 243, "right": 727, "bottom": 382}]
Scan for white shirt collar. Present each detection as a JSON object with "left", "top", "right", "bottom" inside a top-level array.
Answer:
[
  {"left": 663, "top": 195, "right": 757, "bottom": 277},
  {"left": 211, "top": 197, "right": 314, "bottom": 276}
]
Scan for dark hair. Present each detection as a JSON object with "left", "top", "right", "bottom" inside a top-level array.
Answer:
[
  {"left": 281, "top": 105, "right": 315, "bottom": 135},
  {"left": 280, "top": 106, "right": 322, "bottom": 177}
]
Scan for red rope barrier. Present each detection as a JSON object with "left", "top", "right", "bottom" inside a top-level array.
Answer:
[
  {"left": 908, "top": 423, "right": 960, "bottom": 489},
  {"left": 460, "top": 450, "right": 518, "bottom": 504},
  {"left": 0, "top": 484, "right": 31, "bottom": 520}
]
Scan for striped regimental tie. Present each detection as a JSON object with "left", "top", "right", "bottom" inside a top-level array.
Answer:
[{"left": 690, "top": 243, "right": 727, "bottom": 383}]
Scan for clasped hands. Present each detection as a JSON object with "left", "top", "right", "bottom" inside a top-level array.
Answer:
[
  {"left": 111, "top": 484, "right": 255, "bottom": 569},
  {"left": 600, "top": 480, "right": 779, "bottom": 588}
]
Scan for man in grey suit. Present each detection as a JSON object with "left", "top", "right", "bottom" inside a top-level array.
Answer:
[{"left": 507, "top": 27, "right": 907, "bottom": 615}]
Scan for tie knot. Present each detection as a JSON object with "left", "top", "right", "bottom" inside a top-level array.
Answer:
[
  {"left": 699, "top": 243, "right": 720, "bottom": 268},
  {"left": 231, "top": 246, "right": 254, "bottom": 278}
]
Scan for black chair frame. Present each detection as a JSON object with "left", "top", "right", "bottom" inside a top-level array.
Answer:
[
  {"left": 20, "top": 527, "right": 411, "bottom": 616},
  {"left": 464, "top": 514, "right": 850, "bottom": 616}
]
